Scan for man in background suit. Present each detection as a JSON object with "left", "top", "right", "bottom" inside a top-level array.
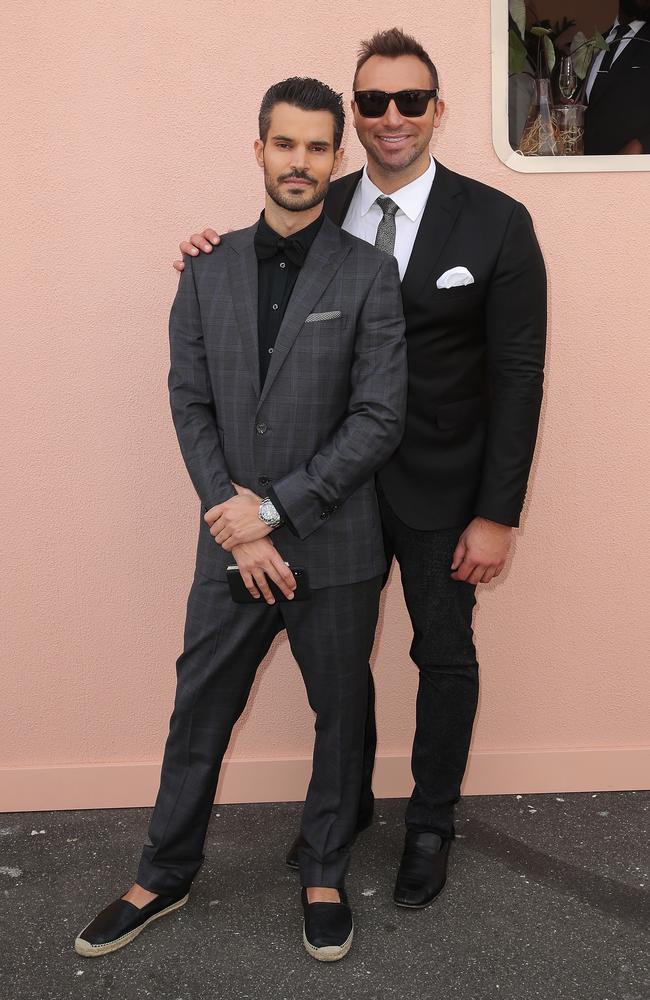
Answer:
[
  {"left": 585, "top": 0, "right": 650, "bottom": 154},
  {"left": 175, "top": 28, "right": 547, "bottom": 911},
  {"left": 75, "top": 77, "right": 406, "bottom": 962}
]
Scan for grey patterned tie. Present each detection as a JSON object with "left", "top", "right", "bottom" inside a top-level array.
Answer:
[{"left": 374, "top": 196, "right": 399, "bottom": 256}]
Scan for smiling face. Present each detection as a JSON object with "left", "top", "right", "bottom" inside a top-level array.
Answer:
[
  {"left": 352, "top": 54, "right": 445, "bottom": 184},
  {"left": 254, "top": 102, "right": 343, "bottom": 214}
]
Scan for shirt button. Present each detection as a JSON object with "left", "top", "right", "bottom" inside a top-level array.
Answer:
[
  {"left": 272, "top": 303, "right": 279, "bottom": 310},
  {"left": 279, "top": 262, "right": 286, "bottom": 269},
  {"left": 256, "top": 422, "right": 268, "bottom": 435},
  {"left": 268, "top": 347, "right": 273, "bottom": 354}
]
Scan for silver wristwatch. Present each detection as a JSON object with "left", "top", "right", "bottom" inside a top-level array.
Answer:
[{"left": 258, "top": 497, "right": 282, "bottom": 528}]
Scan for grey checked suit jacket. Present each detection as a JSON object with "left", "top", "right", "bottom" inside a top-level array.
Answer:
[{"left": 168, "top": 214, "right": 407, "bottom": 589}]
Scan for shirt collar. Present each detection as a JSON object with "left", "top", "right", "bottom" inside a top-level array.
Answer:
[
  {"left": 611, "top": 18, "right": 645, "bottom": 36},
  {"left": 257, "top": 208, "right": 324, "bottom": 251},
  {"left": 358, "top": 155, "right": 436, "bottom": 222}
]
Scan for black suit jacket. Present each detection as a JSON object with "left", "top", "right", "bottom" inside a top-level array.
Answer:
[
  {"left": 324, "top": 160, "right": 547, "bottom": 530},
  {"left": 585, "top": 22, "right": 650, "bottom": 154}
]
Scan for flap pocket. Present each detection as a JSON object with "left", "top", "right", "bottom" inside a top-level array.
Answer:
[{"left": 435, "top": 395, "right": 485, "bottom": 430}]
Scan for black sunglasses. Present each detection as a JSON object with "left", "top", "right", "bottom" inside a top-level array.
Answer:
[{"left": 353, "top": 89, "right": 438, "bottom": 118}]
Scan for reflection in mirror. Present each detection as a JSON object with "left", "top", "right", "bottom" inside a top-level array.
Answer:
[{"left": 505, "top": 0, "right": 650, "bottom": 161}]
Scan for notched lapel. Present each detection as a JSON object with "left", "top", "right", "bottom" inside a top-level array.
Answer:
[
  {"left": 257, "top": 218, "right": 352, "bottom": 408},
  {"left": 401, "top": 162, "right": 463, "bottom": 302},
  {"left": 225, "top": 229, "right": 260, "bottom": 397},
  {"left": 589, "top": 24, "right": 650, "bottom": 107}
]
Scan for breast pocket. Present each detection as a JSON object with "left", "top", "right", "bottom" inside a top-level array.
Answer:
[
  {"left": 294, "top": 312, "right": 352, "bottom": 386},
  {"left": 304, "top": 310, "right": 343, "bottom": 323},
  {"left": 432, "top": 284, "right": 484, "bottom": 321}
]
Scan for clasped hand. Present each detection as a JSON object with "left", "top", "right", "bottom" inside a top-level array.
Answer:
[
  {"left": 204, "top": 483, "right": 271, "bottom": 550},
  {"left": 203, "top": 483, "right": 296, "bottom": 603}
]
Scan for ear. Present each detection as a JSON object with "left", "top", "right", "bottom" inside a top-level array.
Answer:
[
  {"left": 253, "top": 137, "right": 265, "bottom": 168},
  {"left": 332, "top": 146, "right": 345, "bottom": 176},
  {"left": 433, "top": 99, "right": 446, "bottom": 129}
]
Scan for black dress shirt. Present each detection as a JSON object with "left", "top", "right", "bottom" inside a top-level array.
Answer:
[
  {"left": 253, "top": 209, "right": 324, "bottom": 532},
  {"left": 254, "top": 210, "right": 324, "bottom": 386}
]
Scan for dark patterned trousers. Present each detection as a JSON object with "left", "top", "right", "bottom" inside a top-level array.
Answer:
[
  {"left": 136, "top": 570, "right": 382, "bottom": 893},
  {"left": 359, "top": 481, "right": 480, "bottom": 840}
]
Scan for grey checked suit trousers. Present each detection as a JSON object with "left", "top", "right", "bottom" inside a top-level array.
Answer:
[{"left": 136, "top": 571, "right": 382, "bottom": 890}]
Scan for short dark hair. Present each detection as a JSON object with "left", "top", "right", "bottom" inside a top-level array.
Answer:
[
  {"left": 258, "top": 77, "right": 345, "bottom": 151},
  {"left": 354, "top": 27, "right": 439, "bottom": 91}
]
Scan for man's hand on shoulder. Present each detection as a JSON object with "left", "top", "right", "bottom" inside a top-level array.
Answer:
[
  {"left": 173, "top": 227, "right": 222, "bottom": 272},
  {"left": 451, "top": 517, "right": 513, "bottom": 585}
]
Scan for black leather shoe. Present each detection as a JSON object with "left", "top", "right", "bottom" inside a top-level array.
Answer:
[
  {"left": 285, "top": 798, "right": 374, "bottom": 869},
  {"left": 74, "top": 888, "right": 190, "bottom": 956},
  {"left": 301, "top": 887, "right": 353, "bottom": 962},
  {"left": 393, "top": 831, "right": 451, "bottom": 909}
]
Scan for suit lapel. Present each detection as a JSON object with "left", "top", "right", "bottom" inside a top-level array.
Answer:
[
  {"left": 257, "top": 216, "right": 352, "bottom": 409},
  {"left": 589, "top": 22, "right": 650, "bottom": 108},
  {"left": 225, "top": 225, "right": 261, "bottom": 397},
  {"left": 400, "top": 160, "right": 463, "bottom": 304},
  {"left": 325, "top": 169, "right": 363, "bottom": 225}
]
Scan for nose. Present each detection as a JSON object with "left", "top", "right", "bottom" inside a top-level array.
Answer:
[
  {"left": 382, "top": 99, "right": 405, "bottom": 129},
  {"left": 289, "top": 145, "right": 309, "bottom": 171}
]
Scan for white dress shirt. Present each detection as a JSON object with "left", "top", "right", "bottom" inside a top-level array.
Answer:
[
  {"left": 586, "top": 19, "right": 646, "bottom": 101},
  {"left": 341, "top": 155, "right": 436, "bottom": 280}
]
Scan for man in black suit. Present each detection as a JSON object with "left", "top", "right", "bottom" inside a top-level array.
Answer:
[
  {"left": 175, "top": 27, "right": 547, "bottom": 910},
  {"left": 585, "top": 0, "right": 650, "bottom": 155}
]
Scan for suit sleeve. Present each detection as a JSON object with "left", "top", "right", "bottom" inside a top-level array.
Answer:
[
  {"left": 271, "top": 255, "right": 407, "bottom": 540},
  {"left": 474, "top": 202, "right": 547, "bottom": 527},
  {"left": 168, "top": 254, "right": 236, "bottom": 512}
]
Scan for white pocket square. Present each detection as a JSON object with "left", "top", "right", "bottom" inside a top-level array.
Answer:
[
  {"left": 305, "top": 310, "right": 342, "bottom": 323},
  {"left": 436, "top": 266, "right": 475, "bottom": 289}
]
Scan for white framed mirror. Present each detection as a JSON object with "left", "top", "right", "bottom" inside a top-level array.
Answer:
[{"left": 491, "top": 0, "right": 650, "bottom": 171}]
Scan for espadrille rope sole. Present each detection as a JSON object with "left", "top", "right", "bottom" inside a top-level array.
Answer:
[
  {"left": 74, "top": 893, "right": 189, "bottom": 957},
  {"left": 302, "top": 921, "right": 353, "bottom": 962}
]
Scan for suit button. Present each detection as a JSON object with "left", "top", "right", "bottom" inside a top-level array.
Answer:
[
  {"left": 258, "top": 476, "right": 270, "bottom": 486},
  {"left": 256, "top": 422, "right": 268, "bottom": 435},
  {"left": 320, "top": 511, "right": 328, "bottom": 519}
]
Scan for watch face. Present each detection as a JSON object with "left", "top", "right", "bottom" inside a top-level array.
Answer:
[{"left": 260, "top": 500, "right": 278, "bottom": 525}]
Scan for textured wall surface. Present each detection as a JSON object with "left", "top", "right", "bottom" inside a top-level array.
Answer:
[{"left": 2, "top": 1, "right": 648, "bottom": 806}]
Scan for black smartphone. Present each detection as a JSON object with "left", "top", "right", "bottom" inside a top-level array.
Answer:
[{"left": 226, "top": 564, "right": 311, "bottom": 603}]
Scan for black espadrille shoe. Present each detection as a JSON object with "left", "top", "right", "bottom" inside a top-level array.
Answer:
[
  {"left": 74, "top": 888, "right": 189, "bottom": 957},
  {"left": 301, "top": 887, "right": 353, "bottom": 962}
]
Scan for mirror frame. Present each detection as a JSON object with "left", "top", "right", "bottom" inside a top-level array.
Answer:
[{"left": 491, "top": 0, "right": 650, "bottom": 172}]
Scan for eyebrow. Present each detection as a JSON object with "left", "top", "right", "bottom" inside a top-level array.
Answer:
[{"left": 271, "top": 134, "right": 332, "bottom": 146}]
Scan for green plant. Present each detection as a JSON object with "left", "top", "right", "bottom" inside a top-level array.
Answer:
[{"left": 508, "top": 0, "right": 608, "bottom": 81}]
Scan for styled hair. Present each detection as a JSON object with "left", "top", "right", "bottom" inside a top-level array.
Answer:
[
  {"left": 258, "top": 77, "right": 345, "bottom": 151},
  {"left": 353, "top": 27, "right": 439, "bottom": 90}
]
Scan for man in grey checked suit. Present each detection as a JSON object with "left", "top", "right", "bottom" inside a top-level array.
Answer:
[{"left": 74, "top": 78, "right": 406, "bottom": 963}]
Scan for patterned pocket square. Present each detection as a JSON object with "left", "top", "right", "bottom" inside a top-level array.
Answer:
[
  {"left": 305, "top": 310, "right": 342, "bottom": 323},
  {"left": 436, "top": 266, "right": 475, "bottom": 289}
]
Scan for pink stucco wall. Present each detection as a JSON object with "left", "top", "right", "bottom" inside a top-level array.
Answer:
[{"left": 2, "top": 1, "right": 648, "bottom": 810}]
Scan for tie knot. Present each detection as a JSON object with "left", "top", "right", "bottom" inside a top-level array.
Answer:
[
  {"left": 613, "top": 22, "right": 629, "bottom": 40},
  {"left": 376, "top": 196, "right": 399, "bottom": 218}
]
